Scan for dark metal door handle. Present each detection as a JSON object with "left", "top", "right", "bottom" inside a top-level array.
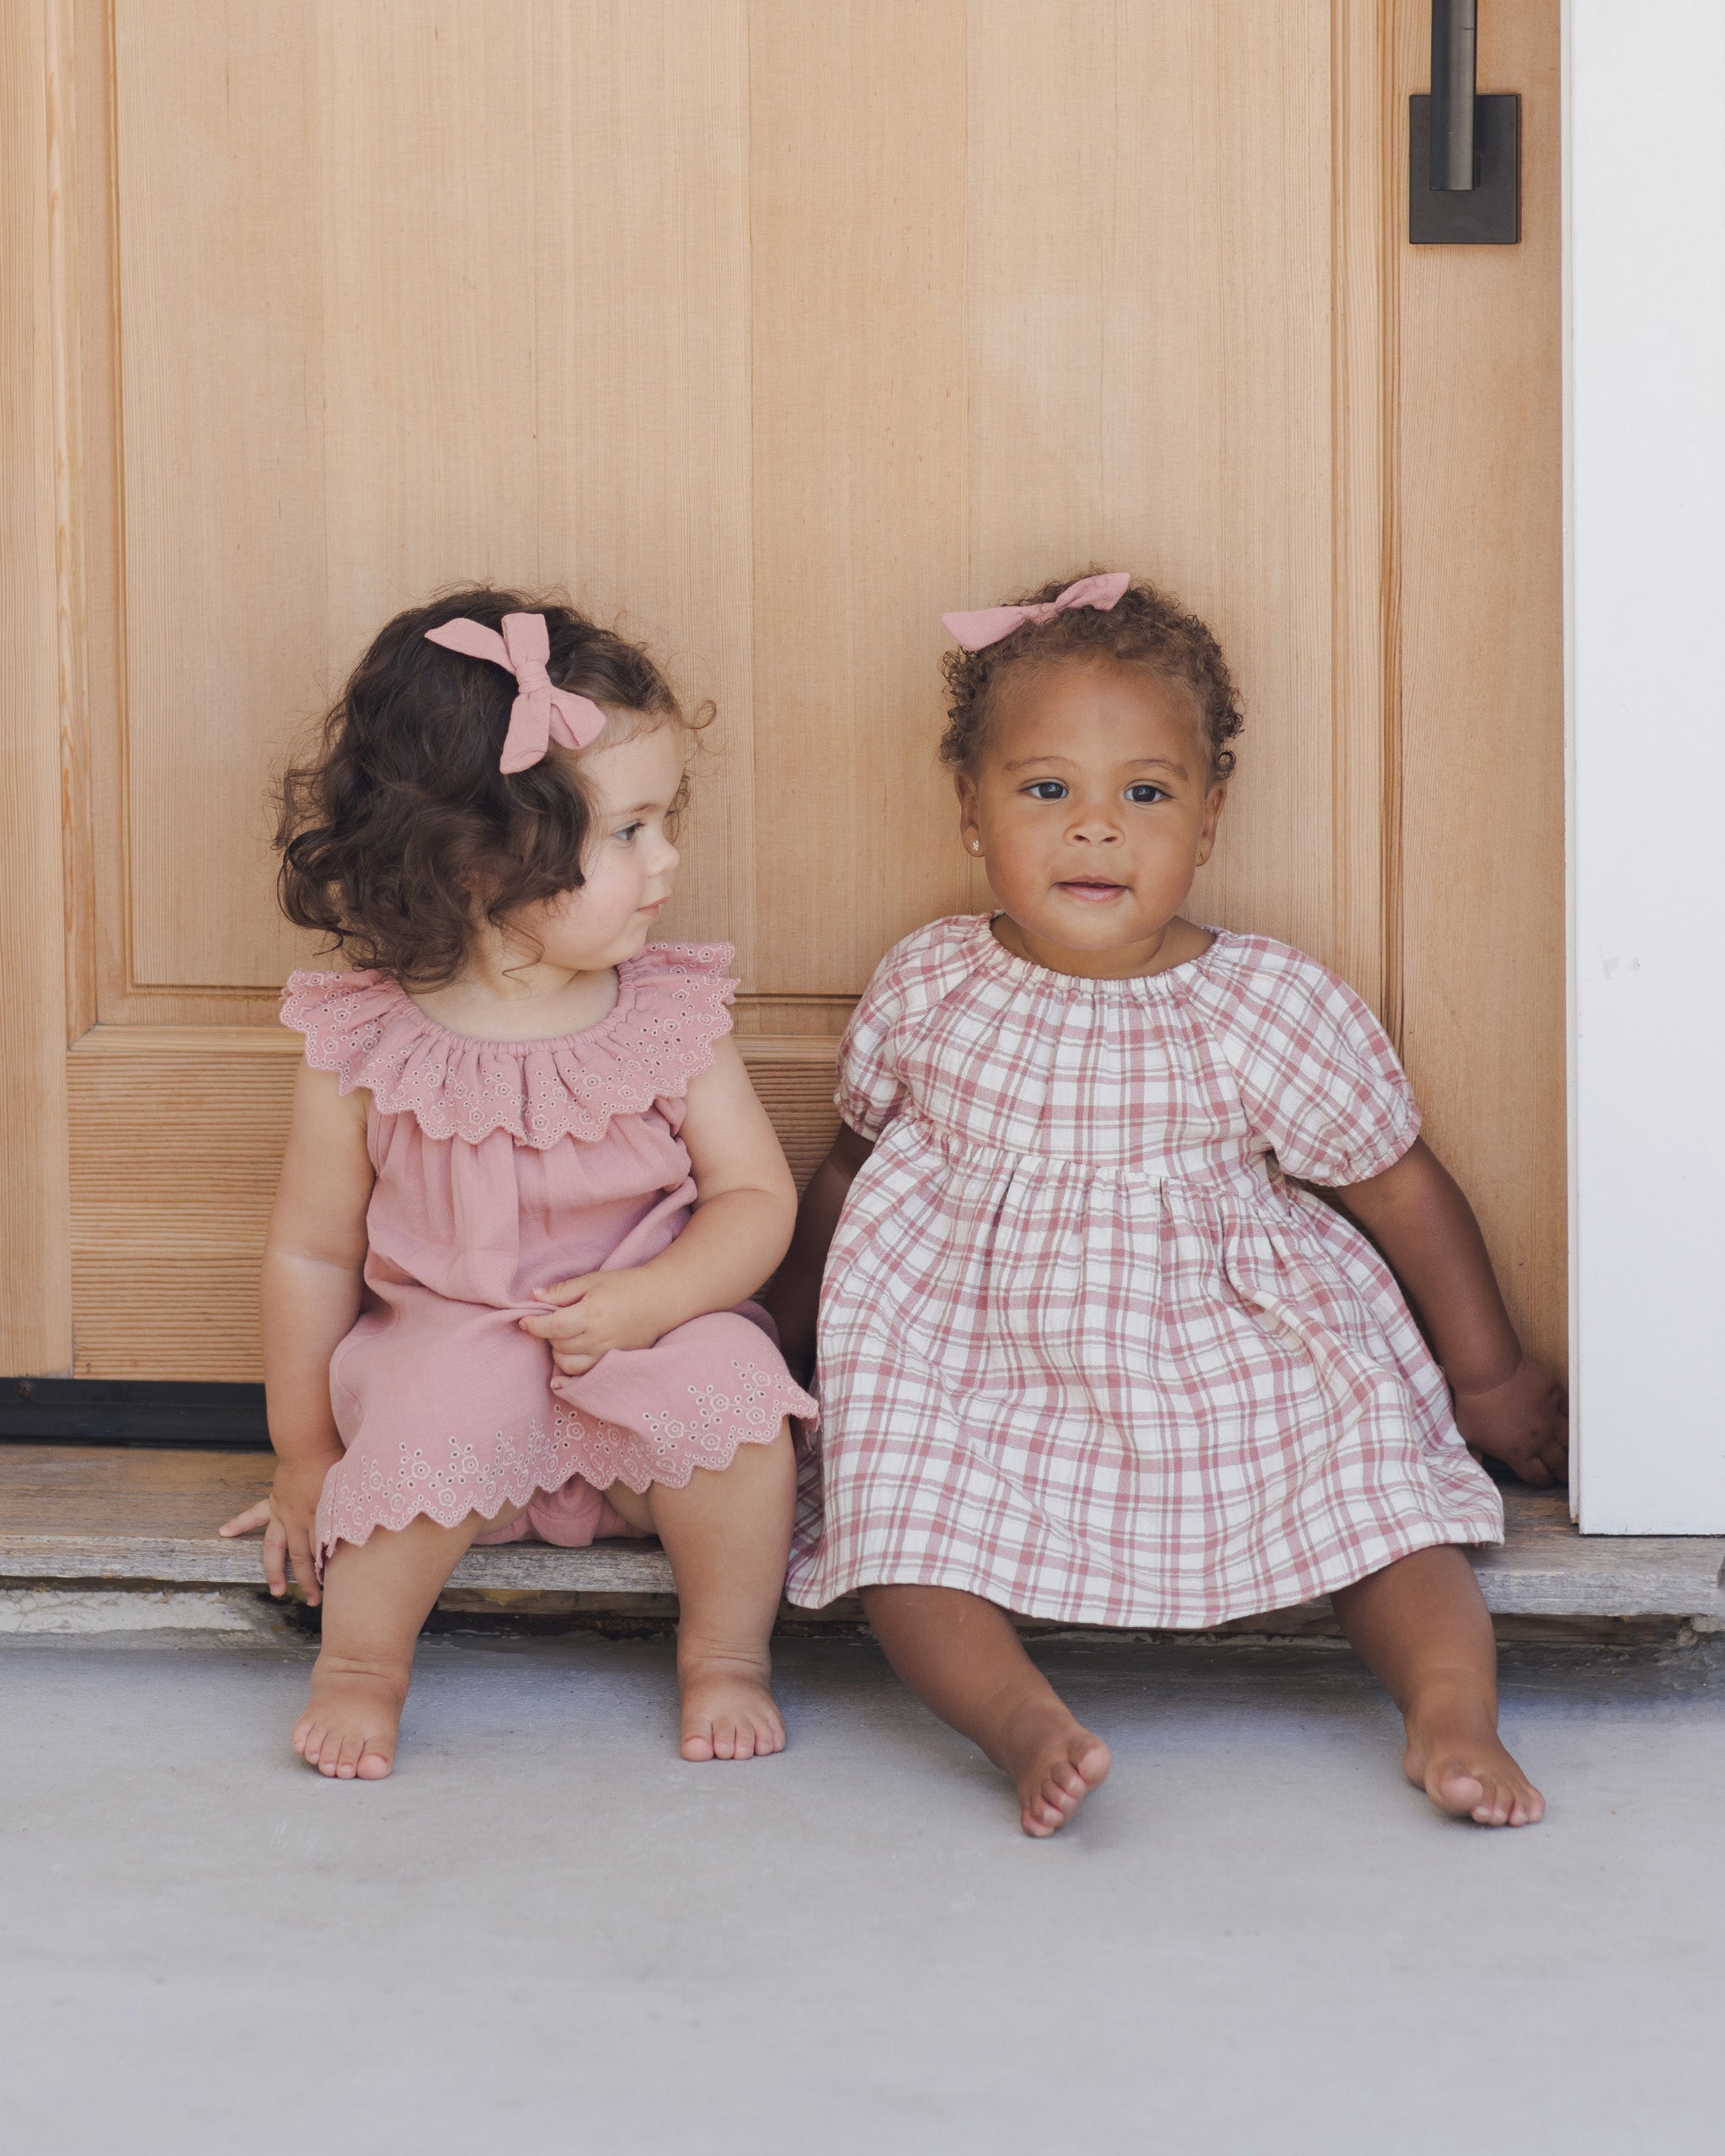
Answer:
[
  {"left": 1409, "top": 0, "right": 1520, "bottom": 244},
  {"left": 1429, "top": 0, "right": 1478, "bottom": 192}
]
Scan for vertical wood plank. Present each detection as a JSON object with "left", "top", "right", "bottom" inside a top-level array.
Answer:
[
  {"left": 967, "top": 0, "right": 1339, "bottom": 965},
  {"left": 47, "top": 0, "right": 97, "bottom": 1043},
  {"left": 531, "top": 0, "right": 755, "bottom": 969},
  {"left": 113, "top": 0, "right": 328, "bottom": 990},
  {"left": 318, "top": 0, "right": 755, "bottom": 962},
  {"left": 1, "top": 0, "right": 75, "bottom": 1369},
  {"left": 317, "top": 1, "right": 538, "bottom": 660},
  {"left": 749, "top": 0, "right": 971, "bottom": 995},
  {"left": 70, "top": 0, "right": 128, "bottom": 1025},
  {"left": 1328, "top": 0, "right": 1397, "bottom": 1021},
  {"left": 1393, "top": 0, "right": 1567, "bottom": 1371}
]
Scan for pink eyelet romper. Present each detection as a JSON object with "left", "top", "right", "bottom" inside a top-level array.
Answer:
[
  {"left": 280, "top": 942, "right": 817, "bottom": 1570},
  {"left": 786, "top": 915, "right": 1504, "bottom": 1630}
]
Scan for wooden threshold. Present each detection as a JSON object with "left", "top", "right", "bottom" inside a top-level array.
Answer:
[{"left": 3, "top": 1446, "right": 1724, "bottom": 1620}]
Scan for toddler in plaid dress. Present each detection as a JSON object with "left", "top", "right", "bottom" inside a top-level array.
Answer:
[{"left": 769, "top": 571, "right": 1567, "bottom": 1838}]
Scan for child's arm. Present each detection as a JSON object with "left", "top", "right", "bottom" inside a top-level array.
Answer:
[
  {"left": 757, "top": 1124, "right": 875, "bottom": 1384},
  {"left": 521, "top": 1037, "right": 799, "bottom": 1378},
  {"left": 218, "top": 1061, "right": 374, "bottom": 1604},
  {"left": 1330, "top": 1137, "right": 1568, "bottom": 1488}
]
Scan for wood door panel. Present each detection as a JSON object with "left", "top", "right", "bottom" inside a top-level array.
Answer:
[
  {"left": 65, "top": 1027, "right": 837, "bottom": 1380},
  {"left": 105, "top": 0, "right": 755, "bottom": 1003},
  {"left": 6, "top": 0, "right": 1568, "bottom": 1388}
]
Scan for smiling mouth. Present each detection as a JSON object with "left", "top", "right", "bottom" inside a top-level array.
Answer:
[{"left": 1057, "top": 879, "right": 1128, "bottom": 902}]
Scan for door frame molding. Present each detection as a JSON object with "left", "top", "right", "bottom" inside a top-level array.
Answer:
[
  {"left": 1566, "top": 0, "right": 1725, "bottom": 1530},
  {"left": 0, "top": 0, "right": 76, "bottom": 1373}
]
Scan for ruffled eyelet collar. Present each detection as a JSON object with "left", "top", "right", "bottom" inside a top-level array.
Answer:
[{"left": 280, "top": 942, "right": 737, "bottom": 1149}]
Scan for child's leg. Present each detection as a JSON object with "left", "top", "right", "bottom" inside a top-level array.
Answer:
[
  {"left": 294, "top": 1501, "right": 521, "bottom": 1780},
  {"left": 859, "top": 1585, "right": 1111, "bottom": 1837},
  {"left": 1330, "top": 1544, "right": 1545, "bottom": 1827},
  {"left": 607, "top": 1420, "right": 797, "bottom": 1763}
]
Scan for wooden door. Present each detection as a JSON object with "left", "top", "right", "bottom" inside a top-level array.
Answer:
[{"left": 2, "top": 1, "right": 1564, "bottom": 1386}]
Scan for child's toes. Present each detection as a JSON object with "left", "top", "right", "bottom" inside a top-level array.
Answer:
[
  {"left": 1428, "top": 1764, "right": 1487, "bottom": 1820},
  {"left": 1047, "top": 1760, "right": 1090, "bottom": 1810},
  {"left": 679, "top": 1668, "right": 783, "bottom": 1764},
  {"left": 1036, "top": 1779, "right": 1080, "bottom": 1829},
  {"left": 355, "top": 1740, "right": 393, "bottom": 1780},
  {"left": 1073, "top": 1735, "right": 1112, "bottom": 1792},
  {"left": 1471, "top": 1781, "right": 1509, "bottom": 1827},
  {"left": 1495, "top": 1776, "right": 1541, "bottom": 1828}
]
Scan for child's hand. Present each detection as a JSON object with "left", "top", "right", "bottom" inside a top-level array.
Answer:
[
  {"left": 520, "top": 1268, "right": 665, "bottom": 1376},
  {"left": 1451, "top": 1358, "right": 1569, "bottom": 1490},
  {"left": 218, "top": 1454, "right": 337, "bottom": 1606}
]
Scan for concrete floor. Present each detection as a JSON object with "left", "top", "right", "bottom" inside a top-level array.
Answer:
[{"left": 3, "top": 1631, "right": 1723, "bottom": 2156}]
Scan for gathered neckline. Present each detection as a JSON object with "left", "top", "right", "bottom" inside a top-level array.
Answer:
[
  {"left": 397, "top": 963, "right": 634, "bottom": 1054},
  {"left": 969, "top": 913, "right": 1230, "bottom": 994}
]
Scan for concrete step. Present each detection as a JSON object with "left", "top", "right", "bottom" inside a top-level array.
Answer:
[{"left": 3, "top": 1444, "right": 1723, "bottom": 1620}]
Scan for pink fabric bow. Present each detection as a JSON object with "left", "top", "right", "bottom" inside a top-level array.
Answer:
[
  {"left": 424, "top": 611, "right": 607, "bottom": 773},
  {"left": 942, "top": 571, "right": 1131, "bottom": 652}
]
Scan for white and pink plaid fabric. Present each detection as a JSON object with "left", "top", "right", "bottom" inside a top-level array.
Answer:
[{"left": 785, "top": 916, "right": 1503, "bottom": 1628}]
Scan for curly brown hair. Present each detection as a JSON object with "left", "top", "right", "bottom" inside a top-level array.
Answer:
[
  {"left": 938, "top": 572, "right": 1243, "bottom": 783},
  {"left": 276, "top": 586, "right": 694, "bottom": 988}
]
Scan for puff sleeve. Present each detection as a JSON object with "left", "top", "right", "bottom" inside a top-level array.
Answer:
[
  {"left": 834, "top": 951, "right": 911, "bottom": 1142},
  {"left": 1197, "top": 942, "right": 1421, "bottom": 1187}
]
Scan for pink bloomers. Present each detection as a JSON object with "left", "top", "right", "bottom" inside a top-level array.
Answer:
[{"left": 279, "top": 942, "right": 816, "bottom": 1570}]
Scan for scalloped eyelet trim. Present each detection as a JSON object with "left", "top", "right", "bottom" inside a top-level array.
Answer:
[{"left": 312, "top": 1363, "right": 818, "bottom": 1568}]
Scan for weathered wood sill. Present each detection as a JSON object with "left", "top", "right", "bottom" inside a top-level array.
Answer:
[{"left": 4, "top": 1444, "right": 1723, "bottom": 1626}]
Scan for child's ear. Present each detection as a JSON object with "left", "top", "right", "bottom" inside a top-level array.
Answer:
[
  {"left": 1196, "top": 782, "right": 1227, "bottom": 867},
  {"left": 954, "top": 770, "right": 981, "bottom": 857}
]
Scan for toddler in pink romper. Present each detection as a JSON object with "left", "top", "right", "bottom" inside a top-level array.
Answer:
[{"left": 280, "top": 942, "right": 815, "bottom": 1569}]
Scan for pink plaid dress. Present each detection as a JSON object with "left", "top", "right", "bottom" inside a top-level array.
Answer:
[{"left": 785, "top": 915, "right": 1503, "bottom": 1628}]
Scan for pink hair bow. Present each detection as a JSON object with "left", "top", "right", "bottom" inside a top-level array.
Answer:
[
  {"left": 942, "top": 570, "right": 1131, "bottom": 652},
  {"left": 424, "top": 611, "right": 606, "bottom": 774}
]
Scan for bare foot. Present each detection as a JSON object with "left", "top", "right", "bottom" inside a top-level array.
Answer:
[
  {"left": 992, "top": 1697, "right": 1112, "bottom": 1838},
  {"left": 1403, "top": 1688, "right": 1544, "bottom": 1827},
  {"left": 292, "top": 1655, "right": 408, "bottom": 1780},
  {"left": 679, "top": 1652, "right": 785, "bottom": 1762}
]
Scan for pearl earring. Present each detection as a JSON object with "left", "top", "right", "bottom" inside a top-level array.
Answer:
[{"left": 970, "top": 840, "right": 980, "bottom": 854}]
